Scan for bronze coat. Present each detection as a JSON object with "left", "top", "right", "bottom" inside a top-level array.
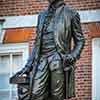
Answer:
[{"left": 26, "top": 4, "right": 85, "bottom": 99}]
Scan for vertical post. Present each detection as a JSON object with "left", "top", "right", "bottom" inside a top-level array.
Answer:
[{"left": 10, "top": 53, "right": 13, "bottom": 100}]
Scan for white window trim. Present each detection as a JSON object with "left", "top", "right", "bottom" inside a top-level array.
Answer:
[
  {"left": 0, "top": 9, "right": 99, "bottom": 43},
  {"left": 0, "top": 43, "right": 29, "bottom": 67},
  {"left": 92, "top": 38, "right": 100, "bottom": 100},
  {"left": 0, "top": 9, "right": 100, "bottom": 29}
]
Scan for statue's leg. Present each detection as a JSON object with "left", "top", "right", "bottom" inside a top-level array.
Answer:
[
  {"left": 17, "top": 84, "right": 31, "bottom": 100},
  {"left": 31, "top": 57, "right": 49, "bottom": 100},
  {"left": 49, "top": 60, "right": 65, "bottom": 100}
]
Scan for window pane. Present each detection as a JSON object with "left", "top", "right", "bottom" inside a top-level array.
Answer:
[
  {"left": 12, "top": 54, "right": 23, "bottom": 74},
  {"left": 0, "top": 54, "right": 23, "bottom": 100},
  {"left": 0, "top": 91, "right": 10, "bottom": 100},
  {"left": 0, "top": 55, "right": 10, "bottom": 74},
  {"left": 0, "top": 55, "right": 10, "bottom": 100},
  {"left": 0, "top": 55, "right": 10, "bottom": 90},
  {"left": 11, "top": 54, "right": 23, "bottom": 95},
  {"left": 0, "top": 74, "right": 10, "bottom": 90}
]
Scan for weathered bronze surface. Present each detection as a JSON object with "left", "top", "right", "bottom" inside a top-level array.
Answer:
[{"left": 10, "top": 0, "right": 85, "bottom": 100}]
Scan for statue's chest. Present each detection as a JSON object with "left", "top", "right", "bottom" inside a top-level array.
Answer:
[
  {"left": 43, "top": 15, "right": 64, "bottom": 34},
  {"left": 39, "top": 10, "right": 65, "bottom": 37},
  {"left": 42, "top": 14, "right": 55, "bottom": 33}
]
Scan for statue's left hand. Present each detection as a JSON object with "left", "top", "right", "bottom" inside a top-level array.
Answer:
[{"left": 64, "top": 54, "right": 76, "bottom": 64}]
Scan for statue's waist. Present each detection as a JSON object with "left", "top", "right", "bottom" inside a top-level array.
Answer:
[{"left": 41, "top": 32, "right": 56, "bottom": 55}]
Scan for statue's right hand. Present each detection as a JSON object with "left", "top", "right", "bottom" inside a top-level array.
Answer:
[
  {"left": 15, "top": 67, "right": 28, "bottom": 77},
  {"left": 14, "top": 70, "right": 24, "bottom": 77},
  {"left": 14, "top": 64, "right": 31, "bottom": 77},
  {"left": 19, "top": 67, "right": 29, "bottom": 76}
]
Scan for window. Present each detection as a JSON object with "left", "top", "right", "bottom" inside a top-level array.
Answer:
[
  {"left": 0, "top": 43, "right": 29, "bottom": 100},
  {"left": 0, "top": 53, "right": 22, "bottom": 100}
]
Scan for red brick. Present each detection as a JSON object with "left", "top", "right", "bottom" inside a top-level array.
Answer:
[{"left": 0, "top": 0, "right": 100, "bottom": 16}]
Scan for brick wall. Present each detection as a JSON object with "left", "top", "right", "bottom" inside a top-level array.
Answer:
[
  {"left": 74, "top": 29, "right": 92, "bottom": 100},
  {"left": 0, "top": 0, "right": 100, "bottom": 16}
]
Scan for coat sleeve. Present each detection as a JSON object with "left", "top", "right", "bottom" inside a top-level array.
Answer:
[
  {"left": 24, "top": 14, "right": 41, "bottom": 71},
  {"left": 71, "top": 11, "right": 85, "bottom": 60}
]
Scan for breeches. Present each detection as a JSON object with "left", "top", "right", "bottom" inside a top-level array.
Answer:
[{"left": 32, "top": 53, "right": 65, "bottom": 100}]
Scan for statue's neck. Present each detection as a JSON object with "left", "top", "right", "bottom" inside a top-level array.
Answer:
[{"left": 48, "top": 0, "right": 65, "bottom": 10}]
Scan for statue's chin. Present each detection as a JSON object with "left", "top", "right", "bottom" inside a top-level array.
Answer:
[{"left": 48, "top": 0, "right": 56, "bottom": 4}]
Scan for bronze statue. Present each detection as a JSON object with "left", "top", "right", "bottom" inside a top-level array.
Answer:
[{"left": 10, "top": 0, "right": 85, "bottom": 100}]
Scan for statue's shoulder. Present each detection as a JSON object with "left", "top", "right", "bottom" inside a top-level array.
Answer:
[
  {"left": 63, "top": 4, "right": 78, "bottom": 17},
  {"left": 38, "top": 9, "right": 48, "bottom": 17}
]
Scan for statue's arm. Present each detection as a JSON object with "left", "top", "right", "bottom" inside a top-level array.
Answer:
[
  {"left": 20, "top": 14, "right": 41, "bottom": 74},
  {"left": 71, "top": 12, "right": 85, "bottom": 60},
  {"left": 25, "top": 22, "right": 40, "bottom": 66}
]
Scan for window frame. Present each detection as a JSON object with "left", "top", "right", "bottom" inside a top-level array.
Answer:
[{"left": 0, "top": 43, "right": 29, "bottom": 100}]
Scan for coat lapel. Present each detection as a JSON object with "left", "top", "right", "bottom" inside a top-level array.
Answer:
[
  {"left": 35, "top": 10, "right": 48, "bottom": 60},
  {"left": 39, "top": 10, "right": 48, "bottom": 36}
]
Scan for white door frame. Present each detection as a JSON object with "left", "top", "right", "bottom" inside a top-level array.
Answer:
[{"left": 92, "top": 38, "right": 100, "bottom": 100}]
